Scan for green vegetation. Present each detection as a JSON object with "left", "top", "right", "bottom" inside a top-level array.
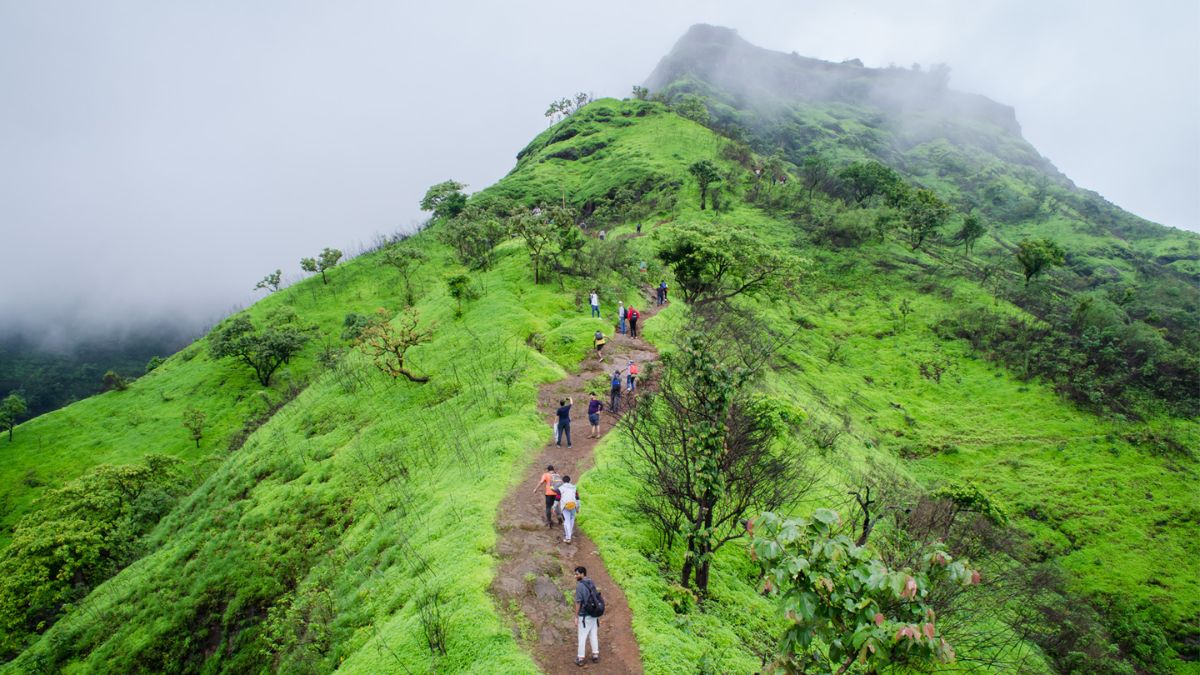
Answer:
[
  {"left": 0, "top": 394, "right": 26, "bottom": 442},
  {"left": 1, "top": 67, "right": 1196, "bottom": 675},
  {"left": 300, "top": 247, "right": 344, "bottom": 285}
]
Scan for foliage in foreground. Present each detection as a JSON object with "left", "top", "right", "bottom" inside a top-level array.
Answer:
[{"left": 750, "top": 509, "right": 977, "bottom": 673}]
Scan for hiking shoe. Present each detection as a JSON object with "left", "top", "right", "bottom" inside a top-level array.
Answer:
[
  {"left": 592, "top": 654, "right": 600, "bottom": 663},
  {"left": 575, "top": 658, "right": 585, "bottom": 667}
]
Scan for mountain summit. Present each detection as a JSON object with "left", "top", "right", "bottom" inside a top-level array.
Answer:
[{"left": 647, "top": 24, "right": 1023, "bottom": 137}]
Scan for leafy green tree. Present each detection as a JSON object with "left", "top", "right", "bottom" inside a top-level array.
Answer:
[
  {"left": 0, "top": 393, "right": 27, "bottom": 442},
  {"left": 446, "top": 274, "right": 473, "bottom": 316},
  {"left": 750, "top": 509, "right": 979, "bottom": 674},
  {"left": 688, "top": 160, "right": 721, "bottom": 210},
  {"left": 420, "top": 180, "right": 468, "bottom": 221},
  {"left": 381, "top": 245, "right": 428, "bottom": 305},
  {"left": 209, "top": 313, "right": 310, "bottom": 386},
  {"left": 900, "top": 189, "right": 952, "bottom": 251},
  {"left": 509, "top": 205, "right": 575, "bottom": 284},
  {"left": 145, "top": 356, "right": 165, "bottom": 373},
  {"left": 672, "top": 94, "right": 711, "bottom": 126},
  {"left": 801, "top": 154, "right": 834, "bottom": 200},
  {"left": 952, "top": 214, "right": 986, "bottom": 255},
  {"left": 631, "top": 85, "right": 649, "bottom": 100},
  {"left": 436, "top": 208, "right": 505, "bottom": 271},
  {"left": 181, "top": 406, "right": 206, "bottom": 448},
  {"left": 837, "top": 161, "right": 908, "bottom": 206},
  {"left": 1016, "top": 237, "right": 1066, "bottom": 285},
  {"left": 254, "top": 269, "right": 282, "bottom": 293},
  {"left": 300, "top": 248, "right": 342, "bottom": 285},
  {"left": 101, "top": 370, "right": 129, "bottom": 392},
  {"left": 656, "top": 222, "right": 799, "bottom": 307}
]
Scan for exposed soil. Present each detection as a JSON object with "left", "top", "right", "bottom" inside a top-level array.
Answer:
[{"left": 491, "top": 292, "right": 665, "bottom": 674}]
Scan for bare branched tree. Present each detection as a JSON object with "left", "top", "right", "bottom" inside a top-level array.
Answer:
[
  {"left": 620, "top": 317, "right": 821, "bottom": 597},
  {"left": 357, "top": 308, "right": 433, "bottom": 383}
]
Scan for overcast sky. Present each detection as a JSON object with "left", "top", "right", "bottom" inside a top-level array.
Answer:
[{"left": 2, "top": 0, "right": 1197, "bottom": 347}]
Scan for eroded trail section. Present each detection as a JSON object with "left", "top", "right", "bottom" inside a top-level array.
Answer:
[{"left": 491, "top": 297, "right": 664, "bottom": 674}]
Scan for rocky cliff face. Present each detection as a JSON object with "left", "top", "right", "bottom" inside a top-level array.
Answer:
[{"left": 645, "top": 24, "right": 1022, "bottom": 137}]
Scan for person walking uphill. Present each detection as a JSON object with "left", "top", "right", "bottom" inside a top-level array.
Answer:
[
  {"left": 609, "top": 369, "right": 623, "bottom": 414},
  {"left": 617, "top": 302, "right": 627, "bottom": 335},
  {"left": 587, "top": 392, "right": 604, "bottom": 438},
  {"left": 657, "top": 280, "right": 668, "bottom": 306},
  {"left": 556, "top": 398, "right": 573, "bottom": 448},
  {"left": 558, "top": 475, "right": 580, "bottom": 543},
  {"left": 534, "top": 465, "right": 563, "bottom": 527},
  {"left": 628, "top": 306, "right": 640, "bottom": 338},
  {"left": 593, "top": 331, "right": 607, "bottom": 363},
  {"left": 574, "top": 565, "right": 604, "bottom": 666},
  {"left": 589, "top": 290, "right": 600, "bottom": 318}
]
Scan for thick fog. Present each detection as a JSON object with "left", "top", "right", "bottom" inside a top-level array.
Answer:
[{"left": 1, "top": 1, "right": 1196, "bottom": 350}]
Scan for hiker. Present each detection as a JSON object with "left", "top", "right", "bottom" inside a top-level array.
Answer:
[
  {"left": 628, "top": 306, "right": 640, "bottom": 338},
  {"left": 587, "top": 392, "right": 604, "bottom": 438},
  {"left": 556, "top": 398, "right": 573, "bottom": 448},
  {"left": 559, "top": 475, "right": 580, "bottom": 543},
  {"left": 617, "top": 302, "right": 627, "bottom": 334},
  {"left": 593, "top": 331, "right": 607, "bottom": 362},
  {"left": 589, "top": 290, "right": 600, "bottom": 318},
  {"left": 574, "top": 566, "right": 601, "bottom": 666},
  {"left": 657, "top": 280, "right": 668, "bottom": 305},
  {"left": 534, "top": 464, "right": 563, "bottom": 527},
  {"left": 598, "top": 229, "right": 606, "bottom": 241},
  {"left": 609, "top": 369, "right": 623, "bottom": 413},
  {"left": 636, "top": 222, "right": 642, "bottom": 234},
  {"left": 626, "top": 360, "right": 639, "bottom": 393}
]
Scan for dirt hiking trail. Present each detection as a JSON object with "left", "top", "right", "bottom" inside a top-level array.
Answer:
[{"left": 491, "top": 292, "right": 666, "bottom": 674}]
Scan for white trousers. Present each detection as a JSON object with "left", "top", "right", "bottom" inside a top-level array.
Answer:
[
  {"left": 577, "top": 615, "right": 599, "bottom": 659},
  {"left": 563, "top": 508, "right": 577, "bottom": 541}
]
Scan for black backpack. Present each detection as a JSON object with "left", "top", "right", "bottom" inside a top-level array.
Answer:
[{"left": 582, "top": 579, "right": 606, "bottom": 618}]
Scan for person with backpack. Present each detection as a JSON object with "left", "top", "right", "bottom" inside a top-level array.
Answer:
[
  {"left": 628, "top": 306, "right": 640, "bottom": 338},
  {"left": 587, "top": 392, "right": 603, "bottom": 438},
  {"left": 534, "top": 464, "right": 563, "bottom": 527},
  {"left": 617, "top": 302, "right": 627, "bottom": 334},
  {"left": 593, "top": 331, "right": 607, "bottom": 362},
  {"left": 556, "top": 398, "right": 573, "bottom": 448},
  {"left": 657, "top": 280, "right": 668, "bottom": 306},
  {"left": 574, "top": 565, "right": 604, "bottom": 666},
  {"left": 558, "top": 475, "right": 580, "bottom": 543},
  {"left": 609, "top": 369, "right": 623, "bottom": 414},
  {"left": 626, "top": 360, "right": 639, "bottom": 393},
  {"left": 589, "top": 290, "right": 600, "bottom": 318}
]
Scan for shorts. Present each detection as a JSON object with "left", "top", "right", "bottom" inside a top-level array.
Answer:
[{"left": 588, "top": 413, "right": 600, "bottom": 425}]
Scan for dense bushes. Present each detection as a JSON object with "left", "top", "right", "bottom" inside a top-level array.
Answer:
[
  {"left": 0, "top": 455, "right": 189, "bottom": 658},
  {"left": 934, "top": 306, "right": 1199, "bottom": 418}
]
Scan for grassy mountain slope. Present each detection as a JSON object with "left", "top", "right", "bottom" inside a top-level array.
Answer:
[
  {"left": 2, "top": 98, "right": 718, "bottom": 672},
  {"left": 648, "top": 25, "right": 1199, "bottom": 365},
  {"left": 4, "top": 83, "right": 1196, "bottom": 675}
]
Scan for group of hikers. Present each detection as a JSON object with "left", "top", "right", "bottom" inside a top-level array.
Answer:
[
  {"left": 534, "top": 464, "right": 606, "bottom": 666},
  {"left": 532, "top": 284, "right": 666, "bottom": 667},
  {"left": 592, "top": 282, "right": 667, "bottom": 363}
]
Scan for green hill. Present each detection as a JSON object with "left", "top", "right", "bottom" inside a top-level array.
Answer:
[{"left": 1, "top": 29, "right": 1197, "bottom": 674}]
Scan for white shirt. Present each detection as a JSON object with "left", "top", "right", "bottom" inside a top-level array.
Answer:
[
  {"left": 590, "top": 293, "right": 598, "bottom": 306},
  {"left": 558, "top": 483, "right": 578, "bottom": 508}
]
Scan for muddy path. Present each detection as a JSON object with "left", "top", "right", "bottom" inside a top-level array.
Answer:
[{"left": 491, "top": 293, "right": 665, "bottom": 674}]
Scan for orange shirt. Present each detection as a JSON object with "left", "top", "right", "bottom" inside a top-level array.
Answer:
[{"left": 541, "top": 472, "right": 558, "bottom": 496}]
